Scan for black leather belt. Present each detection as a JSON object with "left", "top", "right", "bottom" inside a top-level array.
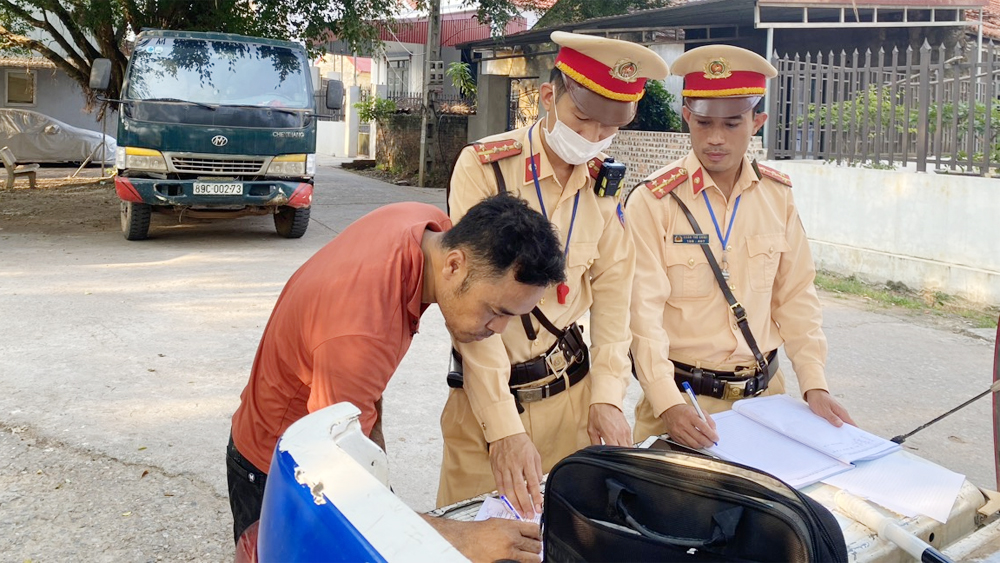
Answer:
[
  {"left": 510, "top": 345, "right": 589, "bottom": 405},
  {"left": 446, "top": 322, "right": 590, "bottom": 409},
  {"left": 673, "top": 350, "right": 779, "bottom": 401}
]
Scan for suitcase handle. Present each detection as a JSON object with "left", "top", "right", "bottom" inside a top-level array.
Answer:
[{"left": 608, "top": 478, "right": 742, "bottom": 550}]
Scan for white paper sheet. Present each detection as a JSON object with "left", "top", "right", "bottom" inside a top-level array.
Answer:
[
  {"left": 708, "top": 410, "right": 854, "bottom": 488},
  {"left": 474, "top": 496, "right": 542, "bottom": 524},
  {"left": 822, "top": 451, "right": 965, "bottom": 523},
  {"left": 733, "top": 395, "right": 899, "bottom": 463}
]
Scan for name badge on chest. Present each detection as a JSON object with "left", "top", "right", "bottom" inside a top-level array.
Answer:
[{"left": 672, "top": 234, "right": 710, "bottom": 244}]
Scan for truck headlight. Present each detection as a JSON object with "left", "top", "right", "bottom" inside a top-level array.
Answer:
[
  {"left": 121, "top": 147, "right": 167, "bottom": 172},
  {"left": 267, "top": 154, "right": 308, "bottom": 176}
]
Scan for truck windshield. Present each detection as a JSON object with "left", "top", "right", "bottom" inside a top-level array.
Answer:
[{"left": 126, "top": 36, "right": 311, "bottom": 109}]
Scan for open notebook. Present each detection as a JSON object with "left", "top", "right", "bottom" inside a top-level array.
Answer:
[{"left": 707, "top": 395, "right": 900, "bottom": 488}]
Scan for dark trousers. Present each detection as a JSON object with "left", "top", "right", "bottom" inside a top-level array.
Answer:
[{"left": 227, "top": 434, "right": 268, "bottom": 545}]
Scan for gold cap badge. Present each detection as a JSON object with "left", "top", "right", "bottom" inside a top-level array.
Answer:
[
  {"left": 703, "top": 58, "right": 732, "bottom": 79},
  {"left": 610, "top": 59, "right": 640, "bottom": 83}
]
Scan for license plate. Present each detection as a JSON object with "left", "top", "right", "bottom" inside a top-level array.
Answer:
[{"left": 193, "top": 182, "right": 243, "bottom": 195}]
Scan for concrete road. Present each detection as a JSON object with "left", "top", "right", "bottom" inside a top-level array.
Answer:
[{"left": 0, "top": 157, "right": 996, "bottom": 560}]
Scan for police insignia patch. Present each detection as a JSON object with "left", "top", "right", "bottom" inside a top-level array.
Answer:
[
  {"left": 756, "top": 163, "right": 793, "bottom": 187},
  {"left": 703, "top": 58, "right": 732, "bottom": 80},
  {"left": 610, "top": 59, "right": 640, "bottom": 83},
  {"left": 471, "top": 139, "right": 523, "bottom": 164},
  {"left": 642, "top": 167, "right": 688, "bottom": 199},
  {"left": 587, "top": 156, "right": 603, "bottom": 179}
]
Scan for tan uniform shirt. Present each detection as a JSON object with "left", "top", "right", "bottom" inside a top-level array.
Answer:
[
  {"left": 625, "top": 151, "right": 829, "bottom": 419},
  {"left": 449, "top": 122, "right": 635, "bottom": 443}
]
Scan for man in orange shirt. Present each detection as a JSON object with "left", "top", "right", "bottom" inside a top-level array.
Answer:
[{"left": 228, "top": 195, "right": 564, "bottom": 563}]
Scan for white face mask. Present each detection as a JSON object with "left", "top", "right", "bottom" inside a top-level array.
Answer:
[{"left": 544, "top": 102, "right": 615, "bottom": 165}]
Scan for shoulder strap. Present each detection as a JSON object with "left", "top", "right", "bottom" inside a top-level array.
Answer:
[
  {"left": 642, "top": 167, "right": 689, "bottom": 200},
  {"left": 666, "top": 191, "right": 769, "bottom": 375},
  {"left": 520, "top": 306, "right": 564, "bottom": 341},
  {"left": 491, "top": 161, "right": 507, "bottom": 194},
  {"left": 753, "top": 160, "right": 793, "bottom": 187}
]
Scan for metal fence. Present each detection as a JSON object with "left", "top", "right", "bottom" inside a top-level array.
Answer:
[
  {"left": 769, "top": 41, "right": 1000, "bottom": 176},
  {"left": 384, "top": 90, "right": 475, "bottom": 115},
  {"left": 508, "top": 78, "right": 539, "bottom": 131},
  {"left": 315, "top": 79, "right": 344, "bottom": 121}
]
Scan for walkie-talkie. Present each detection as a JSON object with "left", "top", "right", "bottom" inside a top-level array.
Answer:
[{"left": 594, "top": 157, "right": 627, "bottom": 198}]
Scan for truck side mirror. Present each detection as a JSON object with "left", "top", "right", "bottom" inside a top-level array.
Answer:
[
  {"left": 90, "top": 58, "right": 112, "bottom": 91},
  {"left": 325, "top": 80, "right": 344, "bottom": 111}
]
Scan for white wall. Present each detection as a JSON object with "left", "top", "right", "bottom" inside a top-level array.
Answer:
[
  {"left": 3, "top": 66, "right": 111, "bottom": 133},
  {"left": 376, "top": 42, "right": 424, "bottom": 93},
  {"left": 648, "top": 43, "right": 685, "bottom": 116},
  {"left": 767, "top": 161, "right": 1000, "bottom": 305},
  {"left": 374, "top": 43, "right": 463, "bottom": 97},
  {"left": 317, "top": 121, "right": 347, "bottom": 156}
]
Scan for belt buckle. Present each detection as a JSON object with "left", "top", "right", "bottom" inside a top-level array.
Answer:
[
  {"left": 734, "top": 366, "right": 756, "bottom": 378},
  {"left": 545, "top": 348, "right": 569, "bottom": 378},
  {"left": 723, "top": 380, "right": 747, "bottom": 400},
  {"left": 518, "top": 387, "right": 545, "bottom": 404}
]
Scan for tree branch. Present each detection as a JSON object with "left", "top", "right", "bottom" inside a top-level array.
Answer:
[
  {"left": 0, "top": 23, "right": 87, "bottom": 84},
  {"left": 0, "top": 0, "right": 90, "bottom": 72},
  {"left": 42, "top": 0, "right": 104, "bottom": 61}
]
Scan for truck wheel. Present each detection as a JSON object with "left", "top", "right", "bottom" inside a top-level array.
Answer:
[
  {"left": 121, "top": 201, "right": 152, "bottom": 240},
  {"left": 274, "top": 206, "right": 310, "bottom": 238}
]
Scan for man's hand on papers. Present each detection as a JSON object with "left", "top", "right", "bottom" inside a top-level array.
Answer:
[
  {"left": 805, "top": 389, "right": 856, "bottom": 427},
  {"left": 587, "top": 403, "right": 632, "bottom": 446},
  {"left": 422, "top": 515, "right": 542, "bottom": 563},
  {"left": 660, "top": 404, "right": 719, "bottom": 449},
  {"left": 488, "top": 433, "right": 543, "bottom": 519}
]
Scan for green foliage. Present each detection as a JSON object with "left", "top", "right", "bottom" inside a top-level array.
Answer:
[
  {"left": 624, "top": 79, "right": 680, "bottom": 132},
  {"left": 446, "top": 61, "right": 477, "bottom": 99},
  {"left": 815, "top": 270, "right": 999, "bottom": 328},
  {"left": 535, "top": 0, "right": 670, "bottom": 27},
  {"left": 466, "top": 0, "right": 523, "bottom": 37},
  {"left": 798, "top": 85, "right": 916, "bottom": 136},
  {"left": 0, "top": 0, "right": 520, "bottom": 103},
  {"left": 798, "top": 84, "right": 1000, "bottom": 168},
  {"left": 354, "top": 97, "right": 397, "bottom": 123}
]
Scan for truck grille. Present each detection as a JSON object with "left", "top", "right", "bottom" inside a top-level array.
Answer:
[{"left": 170, "top": 156, "right": 266, "bottom": 174}]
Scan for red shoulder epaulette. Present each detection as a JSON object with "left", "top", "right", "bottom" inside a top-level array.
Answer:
[
  {"left": 642, "top": 167, "right": 688, "bottom": 199},
  {"left": 471, "top": 139, "right": 523, "bottom": 164},
  {"left": 757, "top": 163, "right": 792, "bottom": 187},
  {"left": 586, "top": 156, "right": 603, "bottom": 179}
]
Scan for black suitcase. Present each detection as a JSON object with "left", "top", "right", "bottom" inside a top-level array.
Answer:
[{"left": 543, "top": 445, "right": 848, "bottom": 562}]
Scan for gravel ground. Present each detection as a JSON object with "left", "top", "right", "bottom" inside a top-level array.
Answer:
[
  {"left": 0, "top": 423, "right": 231, "bottom": 562},
  {"left": 1, "top": 174, "right": 996, "bottom": 562}
]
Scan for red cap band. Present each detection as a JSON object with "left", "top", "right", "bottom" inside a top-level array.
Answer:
[
  {"left": 682, "top": 70, "right": 766, "bottom": 98},
  {"left": 555, "top": 47, "right": 647, "bottom": 102}
]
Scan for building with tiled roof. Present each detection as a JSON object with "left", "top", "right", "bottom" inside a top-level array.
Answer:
[
  {"left": 0, "top": 56, "right": 55, "bottom": 69},
  {"left": 967, "top": 0, "right": 1000, "bottom": 39}
]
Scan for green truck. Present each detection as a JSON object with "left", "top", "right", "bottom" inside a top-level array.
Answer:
[{"left": 91, "top": 29, "right": 341, "bottom": 240}]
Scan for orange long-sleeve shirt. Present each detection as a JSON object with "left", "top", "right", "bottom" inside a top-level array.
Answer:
[{"left": 231, "top": 203, "right": 449, "bottom": 471}]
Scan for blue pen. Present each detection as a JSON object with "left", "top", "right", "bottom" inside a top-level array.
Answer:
[
  {"left": 682, "top": 381, "right": 718, "bottom": 446},
  {"left": 498, "top": 495, "right": 523, "bottom": 521}
]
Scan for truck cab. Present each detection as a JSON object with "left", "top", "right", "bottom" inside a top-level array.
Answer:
[{"left": 94, "top": 30, "right": 341, "bottom": 240}]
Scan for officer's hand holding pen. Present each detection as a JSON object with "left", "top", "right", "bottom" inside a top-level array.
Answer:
[{"left": 659, "top": 402, "right": 719, "bottom": 449}]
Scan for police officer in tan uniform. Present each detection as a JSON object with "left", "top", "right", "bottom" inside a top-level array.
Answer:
[
  {"left": 626, "top": 45, "right": 855, "bottom": 449},
  {"left": 438, "top": 32, "right": 668, "bottom": 517}
]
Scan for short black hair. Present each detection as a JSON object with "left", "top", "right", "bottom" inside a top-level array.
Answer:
[
  {"left": 549, "top": 68, "right": 566, "bottom": 101},
  {"left": 442, "top": 194, "right": 566, "bottom": 287}
]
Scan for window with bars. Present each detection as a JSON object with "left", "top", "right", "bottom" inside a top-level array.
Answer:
[{"left": 387, "top": 59, "right": 409, "bottom": 94}]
